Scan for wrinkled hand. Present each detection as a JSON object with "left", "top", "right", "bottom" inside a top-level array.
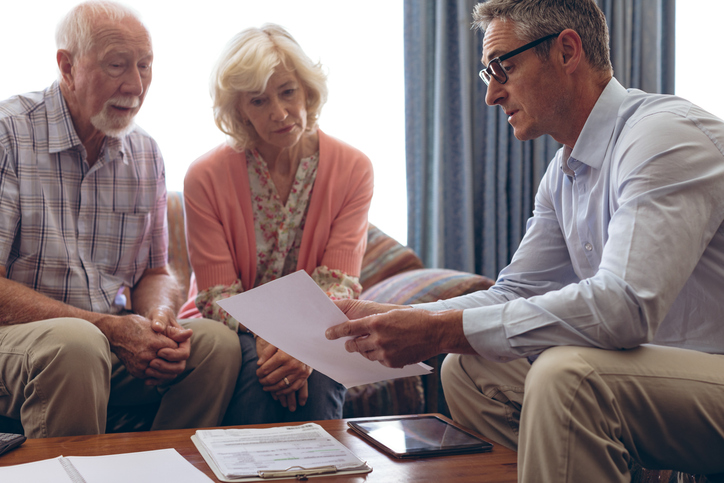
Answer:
[
  {"left": 98, "top": 308, "right": 191, "bottom": 385},
  {"left": 326, "top": 307, "right": 450, "bottom": 368},
  {"left": 145, "top": 305, "right": 192, "bottom": 383},
  {"left": 334, "top": 299, "right": 406, "bottom": 320},
  {"left": 256, "top": 337, "right": 312, "bottom": 412},
  {"left": 275, "top": 380, "right": 309, "bottom": 412}
]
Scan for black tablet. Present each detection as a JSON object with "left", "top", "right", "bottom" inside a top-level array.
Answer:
[{"left": 347, "top": 415, "right": 493, "bottom": 458}]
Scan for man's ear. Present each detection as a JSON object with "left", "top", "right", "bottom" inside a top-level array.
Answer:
[
  {"left": 57, "top": 49, "right": 75, "bottom": 90},
  {"left": 556, "top": 29, "right": 583, "bottom": 74}
]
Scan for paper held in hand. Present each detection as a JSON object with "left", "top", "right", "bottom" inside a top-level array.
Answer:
[
  {"left": 216, "top": 270, "right": 431, "bottom": 388},
  {"left": 191, "top": 423, "right": 372, "bottom": 482}
]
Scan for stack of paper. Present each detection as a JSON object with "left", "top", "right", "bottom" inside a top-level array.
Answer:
[{"left": 192, "top": 423, "right": 371, "bottom": 482}]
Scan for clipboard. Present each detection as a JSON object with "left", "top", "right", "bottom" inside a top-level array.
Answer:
[
  {"left": 190, "top": 425, "right": 372, "bottom": 482},
  {"left": 347, "top": 415, "right": 493, "bottom": 458}
]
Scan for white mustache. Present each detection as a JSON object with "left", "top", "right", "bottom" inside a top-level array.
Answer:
[{"left": 108, "top": 97, "right": 140, "bottom": 108}]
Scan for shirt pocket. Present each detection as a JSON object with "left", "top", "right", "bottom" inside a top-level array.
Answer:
[{"left": 86, "top": 210, "right": 152, "bottom": 277}]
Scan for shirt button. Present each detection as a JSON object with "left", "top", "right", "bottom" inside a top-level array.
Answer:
[{"left": 584, "top": 243, "right": 593, "bottom": 251}]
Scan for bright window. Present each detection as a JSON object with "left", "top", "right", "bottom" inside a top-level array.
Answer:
[
  {"left": 676, "top": 1, "right": 724, "bottom": 120},
  {"left": 0, "top": 0, "right": 408, "bottom": 244}
]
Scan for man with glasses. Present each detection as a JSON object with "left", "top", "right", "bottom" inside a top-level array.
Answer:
[{"left": 326, "top": 0, "right": 724, "bottom": 481}]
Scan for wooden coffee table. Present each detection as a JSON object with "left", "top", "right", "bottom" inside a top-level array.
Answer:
[{"left": 0, "top": 414, "right": 517, "bottom": 482}]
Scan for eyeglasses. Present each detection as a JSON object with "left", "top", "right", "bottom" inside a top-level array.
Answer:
[{"left": 479, "top": 32, "right": 561, "bottom": 86}]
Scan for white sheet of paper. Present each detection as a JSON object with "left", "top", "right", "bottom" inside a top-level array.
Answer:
[
  {"left": 0, "top": 449, "right": 212, "bottom": 483},
  {"left": 216, "top": 271, "right": 431, "bottom": 388},
  {"left": 67, "top": 448, "right": 213, "bottom": 483}
]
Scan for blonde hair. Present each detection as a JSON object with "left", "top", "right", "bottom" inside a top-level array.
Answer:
[
  {"left": 56, "top": 0, "right": 146, "bottom": 60},
  {"left": 210, "top": 23, "right": 328, "bottom": 151}
]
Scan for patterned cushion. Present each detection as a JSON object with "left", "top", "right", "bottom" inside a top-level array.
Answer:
[
  {"left": 343, "top": 376, "right": 425, "bottom": 418},
  {"left": 359, "top": 224, "right": 423, "bottom": 291},
  {"left": 361, "top": 268, "right": 495, "bottom": 305}
]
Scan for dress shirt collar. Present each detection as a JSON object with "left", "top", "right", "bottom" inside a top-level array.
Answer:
[{"left": 564, "top": 78, "right": 628, "bottom": 174}]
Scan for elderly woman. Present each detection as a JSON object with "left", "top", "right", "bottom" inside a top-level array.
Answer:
[{"left": 178, "top": 24, "right": 373, "bottom": 424}]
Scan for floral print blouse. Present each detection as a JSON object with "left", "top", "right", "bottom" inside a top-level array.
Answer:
[{"left": 194, "top": 149, "right": 363, "bottom": 331}]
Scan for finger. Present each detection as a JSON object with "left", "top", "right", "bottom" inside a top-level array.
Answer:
[
  {"left": 144, "top": 366, "right": 180, "bottom": 382},
  {"left": 333, "top": 298, "right": 355, "bottom": 314},
  {"left": 165, "top": 326, "right": 193, "bottom": 343},
  {"left": 257, "top": 357, "right": 305, "bottom": 386},
  {"left": 157, "top": 338, "right": 191, "bottom": 362},
  {"left": 297, "top": 381, "right": 309, "bottom": 407},
  {"left": 257, "top": 350, "right": 290, "bottom": 378},
  {"left": 256, "top": 342, "right": 278, "bottom": 367},
  {"left": 325, "top": 320, "right": 369, "bottom": 340},
  {"left": 150, "top": 319, "right": 166, "bottom": 334},
  {"left": 147, "top": 358, "right": 186, "bottom": 377},
  {"left": 260, "top": 370, "right": 293, "bottom": 392},
  {"left": 285, "top": 392, "right": 297, "bottom": 412}
]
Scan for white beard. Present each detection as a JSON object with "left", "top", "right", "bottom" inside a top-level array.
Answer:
[{"left": 91, "top": 97, "right": 140, "bottom": 138}]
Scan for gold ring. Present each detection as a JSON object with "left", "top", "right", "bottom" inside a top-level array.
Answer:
[{"left": 283, "top": 377, "right": 290, "bottom": 386}]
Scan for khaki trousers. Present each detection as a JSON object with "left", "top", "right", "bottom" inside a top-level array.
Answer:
[
  {"left": 442, "top": 345, "right": 724, "bottom": 482},
  {"left": 0, "top": 317, "right": 240, "bottom": 438}
]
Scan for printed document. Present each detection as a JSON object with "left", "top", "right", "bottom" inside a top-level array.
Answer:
[
  {"left": 216, "top": 270, "right": 431, "bottom": 388},
  {"left": 192, "top": 423, "right": 371, "bottom": 481}
]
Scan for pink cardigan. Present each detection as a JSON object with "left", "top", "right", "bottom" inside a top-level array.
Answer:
[{"left": 179, "top": 130, "right": 374, "bottom": 318}]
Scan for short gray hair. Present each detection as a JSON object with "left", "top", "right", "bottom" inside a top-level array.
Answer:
[
  {"left": 473, "top": 0, "right": 612, "bottom": 74},
  {"left": 210, "top": 23, "right": 328, "bottom": 151},
  {"left": 56, "top": 0, "right": 146, "bottom": 59}
]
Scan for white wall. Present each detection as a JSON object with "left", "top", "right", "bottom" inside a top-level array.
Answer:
[
  {"left": 0, "top": 0, "right": 408, "bottom": 244},
  {"left": 676, "top": 1, "right": 724, "bottom": 119}
]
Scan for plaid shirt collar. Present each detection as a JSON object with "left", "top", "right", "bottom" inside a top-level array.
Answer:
[{"left": 44, "top": 80, "right": 129, "bottom": 166}]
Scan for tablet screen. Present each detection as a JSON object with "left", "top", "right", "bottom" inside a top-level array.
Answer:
[{"left": 348, "top": 415, "right": 493, "bottom": 458}]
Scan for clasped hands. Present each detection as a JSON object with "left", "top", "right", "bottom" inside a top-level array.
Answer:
[
  {"left": 98, "top": 305, "right": 192, "bottom": 386},
  {"left": 256, "top": 337, "right": 312, "bottom": 412}
]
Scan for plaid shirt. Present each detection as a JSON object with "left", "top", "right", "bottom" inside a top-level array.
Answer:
[{"left": 0, "top": 81, "right": 168, "bottom": 314}]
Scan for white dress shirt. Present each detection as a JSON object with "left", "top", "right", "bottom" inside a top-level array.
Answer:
[{"left": 417, "top": 78, "right": 724, "bottom": 362}]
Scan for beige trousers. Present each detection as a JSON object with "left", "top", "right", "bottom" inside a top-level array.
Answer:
[
  {"left": 0, "top": 317, "right": 241, "bottom": 438},
  {"left": 442, "top": 345, "right": 724, "bottom": 483}
]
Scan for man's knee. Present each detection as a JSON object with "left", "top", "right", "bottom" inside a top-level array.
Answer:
[
  {"left": 524, "top": 346, "right": 597, "bottom": 405},
  {"left": 31, "top": 318, "right": 111, "bottom": 371},
  {"left": 180, "top": 318, "right": 241, "bottom": 366},
  {"left": 441, "top": 353, "right": 464, "bottom": 394}
]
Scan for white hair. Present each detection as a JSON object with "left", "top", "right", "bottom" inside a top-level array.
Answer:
[{"left": 56, "top": 0, "right": 146, "bottom": 59}]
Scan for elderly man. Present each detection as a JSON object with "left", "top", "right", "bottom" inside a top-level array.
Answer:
[
  {"left": 326, "top": 0, "right": 724, "bottom": 481},
  {"left": 0, "top": 1, "right": 240, "bottom": 438}
]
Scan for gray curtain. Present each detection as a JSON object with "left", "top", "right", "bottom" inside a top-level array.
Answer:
[{"left": 404, "top": 0, "right": 675, "bottom": 279}]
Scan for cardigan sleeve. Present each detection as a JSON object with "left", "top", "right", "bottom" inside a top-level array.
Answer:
[
  {"left": 183, "top": 145, "right": 252, "bottom": 292},
  {"left": 302, "top": 132, "right": 374, "bottom": 278}
]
